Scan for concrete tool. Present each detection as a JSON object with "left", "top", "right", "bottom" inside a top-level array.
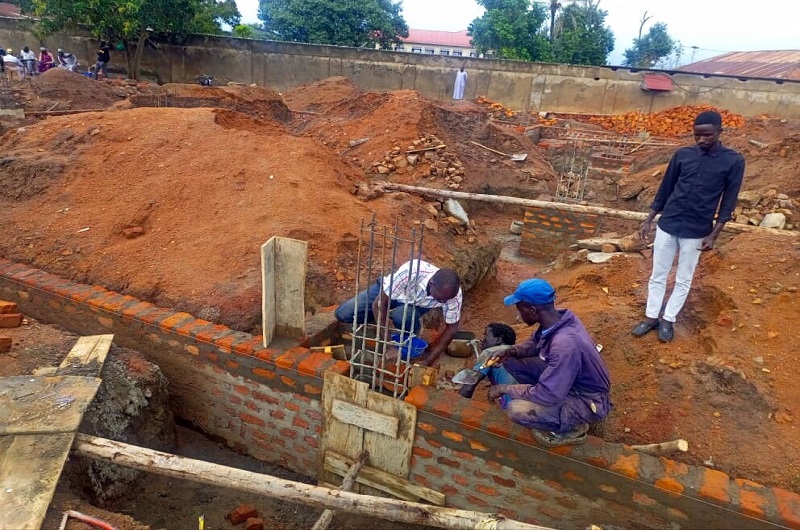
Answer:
[{"left": 470, "top": 140, "right": 528, "bottom": 162}]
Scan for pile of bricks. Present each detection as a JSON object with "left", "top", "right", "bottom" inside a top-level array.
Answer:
[
  {"left": 372, "top": 134, "right": 467, "bottom": 190},
  {"left": 0, "top": 299, "right": 22, "bottom": 353}
]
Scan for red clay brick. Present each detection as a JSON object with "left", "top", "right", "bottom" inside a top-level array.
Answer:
[
  {"left": 404, "top": 386, "right": 430, "bottom": 409},
  {"left": 252, "top": 390, "right": 279, "bottom": 404},
  {"left": 275, "top": 346, "right": 311, "bottom": 369},
  {"left": 632, "top": 492, "right": 658, "bottom": 507},
  {"left": 522, "top": 486, "right": 548, "bottom": 501},
  {"left": 233, "top": 337, "right": 265, "bottom": 356},
  {"left": 699, "top": 468, "right": 732, "bottom": 504},
  {"left": 215, "top": 332, "right": 249, "bottom": 351},
  {"left": 453, "top": 474, "right": 469, "bottom": 487},
  {"left": 441, "top": 485, "right": 458, "bottom": 496},
  {"left": 137, "top": 308, "right": 175, "bottom": 326},
  {"left": 239, "top": 413, "right": 265, "bottom": 426},
  {"left": 459, "top": 401, "right": 491, "bottom": 429},
  {"left": 304, "top": 384, "right": 322, "bottom": 395},
  {"left": 773, "top": 486, "right": 800, "bottom": 529},
  {"left": 298, "top": 352, "right": 334, "bottom": 376},
  {"left": 280, "top": 375, "right": 296, "bottom": 388},
  {"left": 226, "top": 504, "right": 257, "bottom": 525},
  {"left": 476, "top": 485, "right": 499, "bottom": 497},
  {"left": 0, "top": 300, "right": 18, "bottom": 314},
  {"left": 468, "top": 440, "right": 490, "bottom": 452},
  {"left": 230, "top": 395, "right": 242, "bottom": 405},
  {"left": 609, "top": 454, "right": 640, "bottom": 479},
  {"left": 0, "top": 313, "right": 22, "bottom": 328},
  {"left": 537, "top": 505, "right": 562, "bottom": 519},
  {"left": 493, "top": 475, "right": 516, "bottom": 488},
  {"left": 556, "top": 497, "right": 578, "bottom": 510},
  {"left": 0, "top": 336, "right": 11, "bottom": 353},
  {"left": 417, "top": 422, "right": 436, "bottom": 434},
  {"left": 234, "top": 385, "right": 250, "bottom": 396},
  {"left": 279, "top": 428, "right": 298, "bottom": 439},
  {"left": 175, "top": 319, "right": 212, "bottom": 337},
  {"left": 292, "top": 417, "right": 309, "bottom": 429},
  {"left": 158, "top": 312, "right": 194, "bottom": 330},
  {"left": 194, "top": 324, "right": 233, "bottom": 343},
  {"left": 245, "top": 517, "right": 264, "bottom": 530},
  {"left": 655, "top": 477, "right": 685, "bottom": 494},
  {"left": 736, "top": 479, "right": 767, "bottom": 518},
  {"left": 426, "top": 438, "right": 443, "bottom": 449},
  {"left": 441, "top": 430, "right": 464, "bottom": 443},
  {"left": 413, "top": 447, "right": 433, "bottom": 459},
  {"left": 226, "top": 359, "right": 240, "bottom": 370},
  {"left": 585, "top": 456, "right": 609, "bottom": 469},
  {"left": 244, "top": 401, "right": 259, "bottom": 411},
  {"left": 424, "top": 465, "right": 444, "bottom": 477},
  {"left": 465, "top": 494, "right": 490, "bottom": 508},
  {"left": 562, "top": 471, "right": 584, "bottom": 483},
  {"left": 270, "top": 410, "right": 286, "bottom": 420},
  {"left": 252, "top": 367, "right": 277, "bottom": 380},
  {"left": 437, "top": 457, "right": 460, "bottom": 468},
  {"left": 328, "top": 360, "right": 350, "bottom": 375}
]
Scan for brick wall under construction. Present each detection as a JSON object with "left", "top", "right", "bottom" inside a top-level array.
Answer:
[
  {"left": 520, "top": 206, "right": 601, "bottom": 259},
  {"left": 2, "top": 258, "right": 799, "bottom": 530}
]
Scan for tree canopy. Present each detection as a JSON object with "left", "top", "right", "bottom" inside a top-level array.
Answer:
[
  {"left": 19, "top": 0, "right": 241, "bottom": 78},
  {"left": 551, "top": 0, "right": 614, "bottom": 65},
  {"left": 623, "top": 21, "right": 675, "bottom": 68},
  {"left": 258, "top": 0, "right": 408, "bottom": 48},
  {"left": 468, "top": 0, "right": 550, "bottom": 61}
]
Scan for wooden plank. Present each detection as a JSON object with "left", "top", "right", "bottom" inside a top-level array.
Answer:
[
  {"left": 324, "top": 451, "right": 445, "bottom": 506},
  {"left": 261, "top": 238, "right": 277, "bottom": 347},
  {"left": 0, "top": 433, "right": 76, "bottom": 530},
  {"left": 57, "top": 334, "right": 113, "bottom": 374},
  {"left": 275, "top": 237, "right": 307, "bottom": 340},
  {"left": 363, "top": 390, "right": 417, "bottom": 486},
  {"left": 331, "top": 399, "right": 399, "bottom": 438},
  {"left": 319, "top": 372, "right": 369, "bottom": 491},
  {"left": 0, "top": 376, "right": 102, "bottom": 435},
  {"left": 261, "top": 236, "right": 308, "bottom": 347}
]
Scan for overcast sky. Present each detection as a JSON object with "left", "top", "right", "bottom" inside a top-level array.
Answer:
[{"left": 236, "top": 0, "right": 800, "bottom": 65}]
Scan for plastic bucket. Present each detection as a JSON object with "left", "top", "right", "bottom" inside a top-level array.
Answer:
[{"left": 390, "top": 333, "right": 427, "bottom": 360}]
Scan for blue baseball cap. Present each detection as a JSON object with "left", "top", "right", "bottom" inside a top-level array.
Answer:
[{"left": 503, "top": 278, "right": 556, "bottom": 306}]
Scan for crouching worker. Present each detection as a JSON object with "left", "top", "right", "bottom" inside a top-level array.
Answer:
[
  {"left": 458, "top": 322, "right": 517, "bottom": 399},
  {"left": 485, "top": 279, "right": 612, "bottom": 447},
  {"left": 334, "top": 259, "right": 462, "bottom": 366}
]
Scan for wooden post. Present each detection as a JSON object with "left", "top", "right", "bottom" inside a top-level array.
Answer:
[
  {"left": 311, "top": 450, "right": 369, "bottom": 530},
  {"left": 382, "top": 183, "right": 799, "bottom": 237},
  {"left": 261, "top": 236, "right": 308, "bottom": 347},
  {"left": 72, "top": 434, "right": 554, "bottom": 530},
  {"left": 630, "top": 439, "right": 689, "bottom": 456}
]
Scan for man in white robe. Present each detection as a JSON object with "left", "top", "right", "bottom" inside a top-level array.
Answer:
[{"left": 453, "top": 67, "right": 467, "bottom": 100}]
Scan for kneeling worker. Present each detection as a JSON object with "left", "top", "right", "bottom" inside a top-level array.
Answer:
[
  {"left": 335, "top": 259, "right": 462, "bottom": 366},
  {"left": 485, "top": 278, "right": 612, "bottom": 446}
]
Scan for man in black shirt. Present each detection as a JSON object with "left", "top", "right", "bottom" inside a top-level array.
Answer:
[
  {"left": 93, "top": 41, "right": 111, "bottom": 80},
  {"left": 632, "top": 110, "right": 745, "bottom": 342}
]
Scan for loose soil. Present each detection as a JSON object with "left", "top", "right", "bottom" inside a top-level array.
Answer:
[{"left": 1, "top": 75, "right": 800, "bottom": 515}]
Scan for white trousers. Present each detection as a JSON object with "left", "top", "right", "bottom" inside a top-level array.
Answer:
[{"left": 646, "top": 227, "right": 703, "bottom": 323}]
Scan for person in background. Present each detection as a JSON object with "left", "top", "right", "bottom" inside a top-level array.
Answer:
[
  {"left": 484, "top": 279, "right": 612, "bottom": 447},
  {"left": 452, "top": 66, "right": 467, "bottom": 100},
  {"left": 93, "top": 41, "right": 111, "bottom": 80},
  {"left": 20, "top": 46, "right": 36, "bottom": 78},
  {"left": 334, "top": 259, "right": 462, "bottom": 367},
  {"left": 631, "top": 110, "right": 745, "bottom": 343},
  {"left": 2, "top": 48, "right": 19, "bottom": 79},
  {"left": 57, "top": 49, "right": 77, "bottom": 72},
  {"left": 38, "top": 47, "right": 55, "bottom": 73}
]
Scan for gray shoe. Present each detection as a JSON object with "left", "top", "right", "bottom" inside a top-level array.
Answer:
[{"left": 532, "top": 423, "right": 589, "bottom": 447}]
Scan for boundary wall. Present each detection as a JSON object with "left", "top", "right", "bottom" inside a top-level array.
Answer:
[
  {"left": 1, "top": 257, "right": 799, "bottom": 529},
  {"left": 2, "top": 18, "right": 800, "bottom": 118}
]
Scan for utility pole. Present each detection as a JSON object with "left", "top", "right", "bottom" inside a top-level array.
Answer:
[{"left": 689, "top": 45, "right": 699, "bottom": 63}]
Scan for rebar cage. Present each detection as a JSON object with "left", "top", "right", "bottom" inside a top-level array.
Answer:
[{"left": 348, "top": 215, "right": 426, "bottom": 399}]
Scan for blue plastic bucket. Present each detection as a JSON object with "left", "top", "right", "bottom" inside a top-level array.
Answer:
[{"left": 390, "top": 333, "right": 428, "bottom": 360}]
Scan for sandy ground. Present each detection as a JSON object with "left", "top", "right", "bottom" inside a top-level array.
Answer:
[{"left": 1, "top": 73, "right": 799, "bottom": 504}]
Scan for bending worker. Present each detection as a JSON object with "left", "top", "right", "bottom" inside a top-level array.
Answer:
[
  {"left": 335, "top": 259, "right": 462, "bottom": 366},
  {"left": 484, "top": 278, "right": 612, "bottom": 447}
]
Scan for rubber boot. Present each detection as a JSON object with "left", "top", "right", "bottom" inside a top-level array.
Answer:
[{"left": 458, "top": 372, "right": 487, "bottom": 399}]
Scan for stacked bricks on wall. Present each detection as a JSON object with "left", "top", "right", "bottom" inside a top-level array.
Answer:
[
  {"left": 0, "top": 299, "right": 21, "bottom": 353},
  {"left": 2, "top": 257, "right": 800, "bottom": 529},
  {"left": 519, "top": 206, "right": 601, "bottom": 258}
]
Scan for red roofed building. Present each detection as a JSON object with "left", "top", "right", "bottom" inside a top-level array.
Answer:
[
  {"left": 0, "top": 3, "right": 23, "bottom": 18},
  {"left": 396, "top": 29, "right": 478, "bottom": 58}
]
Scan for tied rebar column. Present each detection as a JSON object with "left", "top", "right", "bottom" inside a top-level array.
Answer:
[
  {"left": 555, "top": 140, "right": 590, "bottom": 204},
  {"left": 348, "top": 214, "right": 425, "bottom": 399}
]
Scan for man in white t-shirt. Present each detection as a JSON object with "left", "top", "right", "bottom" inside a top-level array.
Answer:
[
  {"left": 20, "top": 46, "right": 36, "bottom": 77},
  {"left": 335, "top": 259, "right": 462, "bottom": 365}
]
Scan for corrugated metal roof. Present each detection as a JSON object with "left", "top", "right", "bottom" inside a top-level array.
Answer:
[
  {"left": 642, "top": 73, "right": 673, "bottom": 91},
  {"left": 0, "top": 3, "right": 22, "bottom": 18},
  {"left": 402, "top": 29, "right": 472, "bottom": 48},
  {"left": 679, "top": 50, "right": 800, "bottom": 79}
]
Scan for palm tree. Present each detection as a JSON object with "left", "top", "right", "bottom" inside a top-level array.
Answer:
[{"left": 549, "top": 0, "right": 561, "bottom": 42}]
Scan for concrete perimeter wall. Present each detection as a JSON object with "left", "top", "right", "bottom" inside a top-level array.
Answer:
[
  {"left": 3, "top": 257, "right": 800, "bottom": 529},
  {"left": 3, "top": 17, "right": 800, "bottom": 118}
]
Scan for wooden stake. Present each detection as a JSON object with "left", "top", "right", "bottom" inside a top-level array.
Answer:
[
  {"left": 630, "top": 439, "right": 689, "bottom": 456},
  {"left": 73, "top": 434, "right": 554, "bottom": 530},
  {"left": 383, "top": 183, "right": 799, "bottom": 237},
  {"left": 311, "top": 450, "right": 368, "bottom": 530}
]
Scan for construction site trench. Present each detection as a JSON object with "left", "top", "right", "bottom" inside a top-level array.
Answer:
[{"left": 1, "top": 69, "right": 800, "bottom": 530}]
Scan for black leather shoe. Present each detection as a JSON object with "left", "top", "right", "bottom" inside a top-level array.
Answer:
[
  {"left": 658, "top": 322, "right": 674, "bottom": 342},
  {"left": 631, "top": 319, "right": 659, "bottom": 337}
]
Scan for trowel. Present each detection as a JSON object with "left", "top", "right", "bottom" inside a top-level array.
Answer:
[{"left": 451, "top": 345, "right": 509, "bottom": 385}]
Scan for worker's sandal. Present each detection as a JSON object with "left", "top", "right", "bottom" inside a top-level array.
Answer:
[{"left": 532, "top": 423, "right": 590, "bottom": 447}]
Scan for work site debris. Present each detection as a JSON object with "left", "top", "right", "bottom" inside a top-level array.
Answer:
[
  {"left": 371, "top": 134, "right": 467, "bottom": 189},
  {"left": 587, "top": 105, "right": 746, "bottom": 137},
  {"left": 227, "top": 504, "right": 258, "bottom": 525},
  {"left": 735, "top": 188, "right": 796, "bottom": 229}
]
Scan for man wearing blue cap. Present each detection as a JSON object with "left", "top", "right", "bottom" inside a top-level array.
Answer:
[{"left": 484, "top": 278, "right": 612, "bottom": 446}]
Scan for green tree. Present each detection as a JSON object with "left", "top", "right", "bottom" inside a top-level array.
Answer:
[
  {"left": 623, "top": 21, "right": 675, "bottom": 68},
  {"left": 468, "top": 0, "right": 550, "bottom": 61},
  {"left": 233, "top": 24, "right": 255, "bottom": 38},
  {"left": 551, "top": 0, "right": 614, "bottom": 65},
  {"left": 19, "top": 0, "right": 240, "bottom": 80},
  {"left": 258, "top": 0, "right": 408, "bottom": 48}
]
